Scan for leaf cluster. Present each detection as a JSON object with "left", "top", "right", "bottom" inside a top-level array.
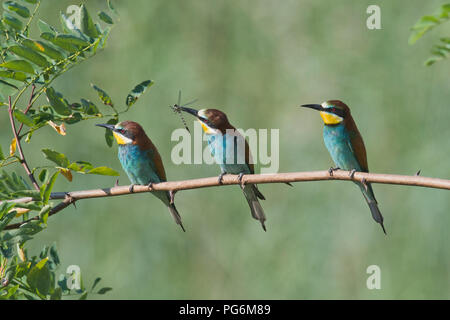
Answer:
[
  {"left": 0, "top": 0, "right": 143, "bottom": 299},
  {"left": 409, "top": 4, "right": 450, "bottom": 66}
]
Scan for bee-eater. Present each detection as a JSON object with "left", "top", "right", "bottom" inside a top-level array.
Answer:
[
  {"left": 178, "top": 107, "right": 267, "bottom": 231},
  {"left": 96, "top": 121, "right": 185, "bottom": 232},
  {"left": 301, "top": 100, "right": 386, "bottom": 234}
]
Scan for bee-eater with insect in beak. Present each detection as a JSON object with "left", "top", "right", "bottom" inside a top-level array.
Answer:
[
  {"left": 301, "top": 100, "right": 386, "bottom": 234},
  {"left": 96, "top": 121, "right": 185, "bottom": 232},
  {"left": 178, "top": 107, "right": 267, "bottom": 231}
]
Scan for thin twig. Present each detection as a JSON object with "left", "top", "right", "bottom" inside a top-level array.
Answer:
[
  {"left": 4, "top": 197, "right": 73, "bottom": 230},
  {"left": 17, "top": 84, "right": 36, "bottom": 136},
  {"left": 7, "top": 97, "right": 40, "bottom": 191},
  {"left": 2, "top": 170, "right": 449, "bottom": 230},
  {"left": 22, "top": 0, "right": 41, "bottom": 36}
]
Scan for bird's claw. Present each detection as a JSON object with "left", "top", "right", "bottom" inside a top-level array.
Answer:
[
  {"left": 361, "top": 178, "right": 368, "bottom": 191},
  {"left": 147, "top": 182, "right": 153, "bottom": 189},
  {"left": 218, "top": 172, "right": 227, "bottom": 185},
  {"left": 238, "top": 173, "right": 246, "bottom": 189},
  {"left": 349, "top": 169, "right": 357, "bottom": 179},
  {"left": 328, "top": 167, "right": 340, "bottom": 176},
  {"left": 415, "top": 170, "right": 421, "bottom": 176},
  {"left": 129, "top": 184, "right": 136, "bottom": 193},
  {"left": 169, "top": 190, "right": 176, "bottom": 205}
]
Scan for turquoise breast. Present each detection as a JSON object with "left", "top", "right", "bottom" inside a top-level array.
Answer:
[{"left": 323, "top": 124, "right": 362, "bottom": 171}]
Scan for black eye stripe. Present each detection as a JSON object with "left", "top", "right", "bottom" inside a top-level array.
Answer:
[{"left": 328, "top": 107, "right": 344, "bottom": 118}]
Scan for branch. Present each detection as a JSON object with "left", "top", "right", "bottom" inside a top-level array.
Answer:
[
  {"left": 7, "top": 97, "right": 40, "bottom": 191},
  {"left": 17, "top": 84, "right": 36, "bottom": 136},
  {"left": 2, "top": 170, "right": 449, "bottom": 230}
]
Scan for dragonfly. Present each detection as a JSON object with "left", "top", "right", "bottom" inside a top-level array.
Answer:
[{"left": 170, "top": 90, "right": 198, "bottom": 133}]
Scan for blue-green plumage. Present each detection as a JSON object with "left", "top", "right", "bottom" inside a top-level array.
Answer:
[
  {"left": 179, "top": 107, "right": 267, "bottom": 230},
  {"left": 206, "top": 134, "right": 252, "bottom": 175},
  {"left": 118, "top": 144, "right": 170, "bottom": 205},
  {"left": 302, "top": 100, "right": 386, "bottom": 234},
  {"left": 323, "top": 124, "right": 382, "bottom": 228},
  {"left": 323, "top": 124, "right": 362, "bottom": 172},
  {"left": 206, "top": 131, "right": 266, "bottom": 230},
  {"left": 96, "top": 121, "right": 184, "bottom": 231}
]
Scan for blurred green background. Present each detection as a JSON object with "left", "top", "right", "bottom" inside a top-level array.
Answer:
[{"left": 1, "top": 0, "right": 450, "bottom": 299}]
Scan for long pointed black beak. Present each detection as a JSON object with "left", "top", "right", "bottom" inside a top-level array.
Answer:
[
  {"left": 179, "top": 106, "right": 200, "bottom": 118},
  {"left": 96, "top": 123, "right": 115, "bottom": 130},
  {"left": 300, "top": 104, "right": 324, "bottom": 112}
]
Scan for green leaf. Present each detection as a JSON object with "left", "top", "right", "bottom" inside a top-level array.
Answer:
[
  {"left": 13, "top": 109, "right": 34, "bottom": 127},
  {"left": 1, "top": 171, "right": 19, "bottom": 192},
  {"left": 441, "top": 4, "right": 450, "bottom": 16},
  {"left": 90, "top": 277, "right": 101, "bottom": 291},
  {"left": 22, "top": 0, "right": 38, "bottom": 4},
  {"left": 42, "top": 149, "right": 70, "bottom": 168},
  {"left": 0, "top": 209, "right": 16, "bottom": 231},
  {"left": 67, "top": 161, "right": 93, "bottom": 173},
  {"left": 2, "top": 11, "right": 23, "bottom": 31},
  {"left": 38, "top": 19, "right": 56, "bottom": 35},
  {"left": 42, "top": 171, "right": 59, "bottom": 204},
  {"left": 27, "top": 257, "right": 51, "bottom": 297},
  {"left": 80, "top": 99, "right": 99, "bottom": 115},
  {"left": 97, "top": 287, "right": 112, "bottom": 294},
  {"left": 45, "top": 87, "right": 71, "bottom": 116},
  {"left": 125, "top": 80, "right": 154, "bottom": 107},
  {"left": 104, "top": 118, "right": 117, "bottom": 147},
  {"left": 0, "top": 79, "right": 19, "bottom": 92},
  {"left": 11, "top": 189, "right": 41, "bottom": 199},
  {"left": 9, "top": 45, "right": 50, "bottom": 68},
  {"left": 49, "top": 243, "right": 60, "bottom": 267},
  {"left": 0, "top": 70, "right": 28, "bottom": 81},
  {"left": 38, "top": 204, "right": 51, "bottom": 224},
  {"left": 38, "top": 169, "right": 49, "bottom": 183},
  {"left": 91, "top": 83, "right": 113, "bottom": 105},
  {"left": 15, "top": 261, "right": 30, "bottom": 278},
  {"left": 0, "top": 60, "right": 35, "bottom": 74},
  {"left": 80, "top": 4, "right": 99, "bottom": 39},
  {"left": 55, "top": 33, "right": 91, "bottom": 48},
  {"left": 98, "top": 11, "right": 113, "bottom": 24},
  {"left": 63, "top": 112, "right": 82, "bottom": 124},
  {"left": 4, "top": 284, "right": 19, "bottom": 299},
  {"left": 40, "top": 33, "right": 81, "bottom": 54},
  {"left": 22, "top": 39, "right": 65, "bottom": 61},
  {"left": 3, "top": 266, "right": 16, "bottom": 285},
  {"left": 87, "top": 166, "right": 119, "bottom": 176},
  {"left": 14, "top": 202, "right": 41, "bottom": 211},
  {"left": 0, "top": 145, "right": 4, "bottom": 160},
  {"left": 3, "top": 1, "right": 30, "bottom": 18}
]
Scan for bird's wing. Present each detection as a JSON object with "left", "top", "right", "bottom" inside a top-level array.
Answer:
[
  {"left": 234, "top": 132, "right": 254, "bottom": 174},
  {"left": 346, "top": 118, "right": 369, "bottom": 172},
  {"left": 150, "top": 148, "right": 167, "bottom": 182},
  {"left": 245, "top": 138, "right": 254, "bottom": 174},
  {"left": 143, "top": 141, "right": 167, "bottom": 182},
  {"left": 230, "top": 131, "right": 254, "bottom": 174}
]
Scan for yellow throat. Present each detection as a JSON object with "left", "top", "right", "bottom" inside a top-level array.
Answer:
[
  {"left": 113, "top": 131, "right": 131, "bottom": 145},
  {"left": 319, "top": 111, "right": 343, "bottom": 125}
]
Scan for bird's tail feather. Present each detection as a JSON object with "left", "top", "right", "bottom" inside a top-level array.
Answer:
[
  {"left": 358, "top": 182, "right": 386, "bottom": 235},
  {"left": 243, "top": 184, "right": 266, "bottom": 231},
  {"left": 168, "top": 204, "right": 185, "bottom": 232}
]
